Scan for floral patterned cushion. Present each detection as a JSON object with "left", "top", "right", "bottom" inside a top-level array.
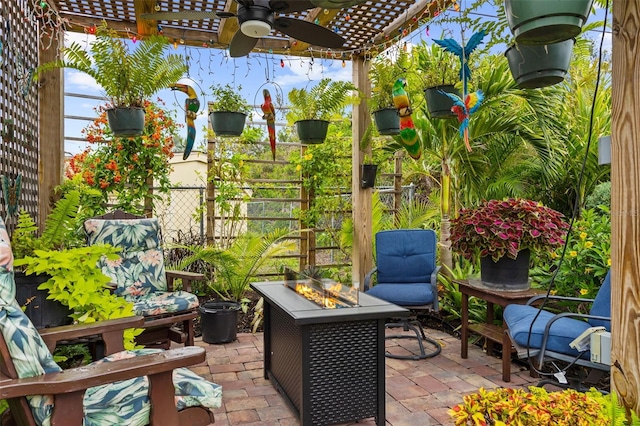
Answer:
[
  {"left": 84, "top": 217, "right": 169, "bottom": 296},
  {"left": 0, "top": 217, "right": 221, "bottom": 426},
  {"left": 131, "top": 291, "right": 199, "bottom": 316}
]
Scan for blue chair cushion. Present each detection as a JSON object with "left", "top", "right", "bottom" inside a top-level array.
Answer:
[
  {"left": 375, "top": 229, "right": 437, "bottom": 285},
  {"left": 589, "top": 270, "right": 611, "bottom": 330},
  {"left": 366, "top": 283, "right": 435, "bottom": 306},
  {"left": 129, "top": 291, "right": 200, "bottom": 316},
  {"left": 504, "top": 304, "right": 592, "bottom": 358}
]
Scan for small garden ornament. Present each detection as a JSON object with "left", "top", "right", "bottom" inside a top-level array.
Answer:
[
  {"left": 261, "top": 89, "right": 277, "bottom": 160},
  {"left": 392, "top": 78, "right": 421, "bottom": 159},
  {"left": 434, "top": 30, "right": 486, "bottom": 152},
  {"left": 170, "top": 83, "right": 200, "bottom": 160}
]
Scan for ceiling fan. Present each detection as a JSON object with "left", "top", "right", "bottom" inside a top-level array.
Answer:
[{"left": 141, "top": 0, "right": 368, "bottom": 58}]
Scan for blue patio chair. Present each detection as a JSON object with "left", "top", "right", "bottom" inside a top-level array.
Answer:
[
  {"left": 364, "top": 229, "right": 442, "bottom": 360},
  {"left": 84, "top": 210, "right": 204, "bottom": 349},
  {"left": 503, "top": 270, "right": 611, "bottom": 390},
  {"left": 0, "top": 215, "right": 221, "bottom": 426}
]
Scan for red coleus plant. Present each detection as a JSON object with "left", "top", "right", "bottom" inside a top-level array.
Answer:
[{"left": 449, "top": 198, "right": 569, "bottom": 262}]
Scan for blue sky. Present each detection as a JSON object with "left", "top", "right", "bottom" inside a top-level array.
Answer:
[{"left": 61, "top": 2, "right": 611, "bottom": 155}]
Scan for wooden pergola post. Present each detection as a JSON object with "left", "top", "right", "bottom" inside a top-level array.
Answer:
[
  {"left": 612, "top": 0, "right": 640, "bottom": 416},
  {"left": 351, "top": 57, "right": 373, "bottom": 288},
  {"left": 37, "top": 35, "right": 64, "bottom": 227}
]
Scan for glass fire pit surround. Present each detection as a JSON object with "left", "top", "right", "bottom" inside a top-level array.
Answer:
[{"left": 250, "top": 280, "right": 408, "bottom": 426}]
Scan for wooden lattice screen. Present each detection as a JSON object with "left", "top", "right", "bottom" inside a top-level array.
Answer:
[{"left": 0, "top": 0, "right": 40, "bottom": 227}]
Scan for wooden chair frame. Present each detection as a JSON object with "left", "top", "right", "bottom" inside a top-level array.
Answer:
[{"left": 0, "top": 316, "right": 215, "bottom": 426}]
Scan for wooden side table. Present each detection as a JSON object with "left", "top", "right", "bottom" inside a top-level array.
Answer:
[{"left": 456, "top": 279, "right": 544, "bottom": 382}]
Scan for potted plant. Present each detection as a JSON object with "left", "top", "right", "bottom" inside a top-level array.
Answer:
[
  {"left": 209, "top": 83, "right": 252, "bottom": 137},
  {"left": 449, "top": 198, "right": 569, "bottom": 290},
  {"left": 416, "top": 41, "right": 461, "bottom": 119},
  {"left": 35, "top": 22, "right": 186, "bottom": 137},
  {"left": 179, "top": 228, "right": 297, "bottom": 343},
  {"left": 505, "top": 38, "right": 575, "bottom": 89},
  {"left": 368, "top": 54, "right": 406, "bottom": 135},
  {"left": 505, "top": 0, "right": 593, "bottom": 45},
  {"left": 286, "top": 78, "right": 358, "bottom": 144}
]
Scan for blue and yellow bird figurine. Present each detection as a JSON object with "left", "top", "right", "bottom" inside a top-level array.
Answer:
[
  {"left": 170, "top": 83, "right": 200, "bottom": 160},
  {"left": 392, "top": 78, "right": 421, "bottom": 159}
]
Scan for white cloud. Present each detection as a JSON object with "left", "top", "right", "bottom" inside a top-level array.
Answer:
[
  {"left": 274, "top": 57, "right": 352, "bottom": 88},
  {"left": 65, "top": 70, "right": 102, "bottom": 93}
]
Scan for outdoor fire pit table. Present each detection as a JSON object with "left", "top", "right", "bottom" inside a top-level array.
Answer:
[{"left": 250, "top": 279, "right": 408, "bottom": 426}]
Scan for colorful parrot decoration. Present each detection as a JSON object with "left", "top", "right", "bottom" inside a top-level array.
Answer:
[
  {"left": 433, "top": 30, "right": 487, "bottom": 152},
  {"left": 261, "top": 89, "right": 277, "bottom": 161},
  {"left": 392, "top": 78, "right": 421, "bottom": 160},
  {"left": 170, "top": 83, "right": 200, "bottom": 160}
]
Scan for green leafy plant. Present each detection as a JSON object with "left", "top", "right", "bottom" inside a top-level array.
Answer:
[
  {"left": 286, "top": 78, "right": 359, "bottom": 122},
  {"left": 450, "top": 198, "right": 570, "bottom": 262},
  {"left": 10, "top": 190, "right": 82, "bottom": 260},
  {"left": 14, "top": 245, "right": 141, "bottom": 349},
  {"left": 368, "top": 49, "right": 411, "bottom": 111},
  {"left": 179, "top": 228, "right": 297, "bottom": 311},
  {"left": 35, "top": 21, "right": 186, "bottom": 108},
  {"left": 531, "top": 207, "right": 611, "bottom": 298},
  {"left": 415, "top": 39, "right": 461, "bottom": 88},
  {"left": 449, "top": 386, "right": 639, "bottom": 425},
  {"left": 209, "top": 83, "right": 252, "bottom": 115}
]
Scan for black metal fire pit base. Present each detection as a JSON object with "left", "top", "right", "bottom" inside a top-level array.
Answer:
[{"left": 251, "top": 281, "right": 408, "bottom": 426}]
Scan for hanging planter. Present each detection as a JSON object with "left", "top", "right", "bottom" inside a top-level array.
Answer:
[
  {"left": 480, "top": 249, "right": 531, "bottom": 291},
  {"left": 372, "top": 108, "right": 400, "bottom": 135},
  {"left": 424, "top": 85, "right": 460, "bottom": 119},
  {"left": 505, "top": 39, "right": 574, "bottom": 89},
  {"left": 106, "top": 107, "right": 145, "bottom": 137},
  {"left": 505, "top": 0, "right": 594, "bottom": 45},
  {"left": 295, "top": 119, "right": 330, "bottom": 145},
  {"left": 209, "top": 111, "right": 248, "bottom": 137},
  {"left": 360, "top": 164, "right": 378, "bottom": 189}
]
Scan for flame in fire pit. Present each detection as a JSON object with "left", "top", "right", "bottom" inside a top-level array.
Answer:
[{"left": 293, "top": 280, "right": 358, "bottom": 309}]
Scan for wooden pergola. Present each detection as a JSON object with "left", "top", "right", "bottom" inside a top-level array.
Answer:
[{"left": 31, "top": 0, "right": 640, "bottom": 415}]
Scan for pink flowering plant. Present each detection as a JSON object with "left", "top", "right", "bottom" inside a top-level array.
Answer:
[{"left": 449, "top": 198, "right": 569, "bottom": 262}]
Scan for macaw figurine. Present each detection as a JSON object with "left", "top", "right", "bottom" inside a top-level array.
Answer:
[
  {"left": 392, "top": 78, "right": 421, "bottom": 160},
  {"left": 433, "top": 30, "right": 486, "bottom": 95},
  {"left": 261, "top": 89, "right": 277, "bottom": 161},
  {"left": 170, "top": 83, "right": 200, "bottom": 160},
  {"left": 1, "top": 174, "right": 21, "bottom": 218},
  {"left": 441, "top": 90, "right": 484, "bottom": 152}
]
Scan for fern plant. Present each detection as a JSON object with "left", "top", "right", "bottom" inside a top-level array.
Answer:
[
  {"left": 35, "top": 22, "right": 186, "bottom": 108},
  {"left": 286, "top": 78, "right": 359, "bottom": 123},
  {"left": 369, "top": 49, "right": 412, "bottom": 111},
  {"left": 11, "top": 190, "right": 81, "bottom": 260}
]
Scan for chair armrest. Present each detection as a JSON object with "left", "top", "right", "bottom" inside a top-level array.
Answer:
[
  {"left": 166, "top": 270, "right": 205, "bottom": 292},
  {"left": 39, "top": 316, "right": 144, "bottom": 354},
  {"left": 526, "top": 294, "right": 596, "bottom": 306},
  {"left": 363, "top": 267, "right": 377, "bottom": 291},
  {"left": 0, "top": 346, "right": 205, "bottom": 425}
]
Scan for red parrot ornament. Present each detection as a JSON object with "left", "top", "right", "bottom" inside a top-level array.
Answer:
[{"left": 261, "top": 89, "right": 277, "bottom": 160}]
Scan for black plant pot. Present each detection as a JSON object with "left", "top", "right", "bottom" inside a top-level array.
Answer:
[
  {"left": 424, "top": 85, "right": 460, "bottom": 119},
  {"left": 14, "top": 272, "right": 72, "bottom": 329},
  {"left": 106, "top": 107, "right": 145, "bottom": 138},
  {"left": 480, "top": 249, "right": 531, "bottom": 291},
  {"left": 200, "top": 300, "right": 241, "bottom": 344},
  {"left": 505, "top": 39, "right": 574, "bottom": 89},
  {"left": 372, "top": 108, "right": 400, "bottom": 135},
  {"left": 361, "top": 164, "right": 378, "bottom": 189},
  {"left": 505, "top": 0, "right": 593, "bottom": 45},
  {"left": 295, "top": 119, "right": 329, "bottom": 144},
  {"left": 209, "top": 111, "right": 247, "bottom": 137}
]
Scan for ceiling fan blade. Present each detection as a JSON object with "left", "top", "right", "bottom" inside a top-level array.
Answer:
[
  {"left": 140, "top": 11, "right": 231, "bottom": 21},
  {"left": 275, "top": 17, "right": 345, "bottom": 48},
  {"left": 229, "top": 31, "right": 259, "bottom": 57},
  {"left": 269, "top": 0, "right": 316, "bottom": 13}
]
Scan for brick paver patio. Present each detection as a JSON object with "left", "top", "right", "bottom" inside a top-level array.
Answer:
[{"left": 186, "top": 327, "right": 538, "bottom": 425}]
